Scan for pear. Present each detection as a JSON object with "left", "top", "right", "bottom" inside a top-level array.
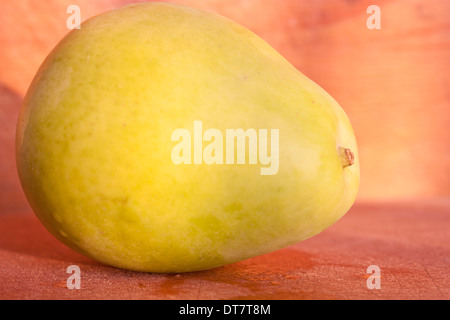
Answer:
[{"left": 16, "top": 3, "right": 359, "bottom": 272}]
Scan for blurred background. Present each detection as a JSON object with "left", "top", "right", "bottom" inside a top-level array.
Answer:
[{"left": 1, "top": 0, "right": 449, "bottom": 214}]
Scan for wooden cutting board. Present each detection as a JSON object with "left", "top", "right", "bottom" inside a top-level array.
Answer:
[{"left": 0, "top": 200, "right": 448, "bottom": 299}]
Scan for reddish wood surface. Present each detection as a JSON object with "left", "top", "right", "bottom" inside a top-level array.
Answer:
[{"left": 0, "top": 200, "right": 448, "bottom": 300}]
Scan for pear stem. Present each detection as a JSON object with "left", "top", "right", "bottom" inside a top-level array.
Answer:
[{"left": 339, "top": 147, "right": 354, "bottom": 168}]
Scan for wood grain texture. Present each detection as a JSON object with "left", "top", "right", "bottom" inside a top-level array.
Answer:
[{"left": 0, "top": 200, "right": 448, "bottom": 300}]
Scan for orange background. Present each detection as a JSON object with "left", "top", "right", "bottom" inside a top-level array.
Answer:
[{"left": 1, "top": 0, "right": 449, "bottom": 211}]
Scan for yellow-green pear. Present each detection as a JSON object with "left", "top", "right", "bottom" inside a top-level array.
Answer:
[{"left": 16, "top": 2, "right": 359, "bottom": 273}]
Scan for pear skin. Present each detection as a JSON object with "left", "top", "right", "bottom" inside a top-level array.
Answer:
[{"left": 16, "top": 3, "right": 359, "bottom": 272}]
